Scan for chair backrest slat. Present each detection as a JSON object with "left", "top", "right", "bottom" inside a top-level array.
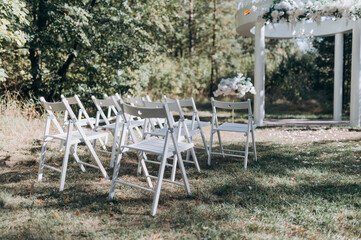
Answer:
[
  {"left": 178, "top": 99, "right": 193, "bottom": 107},
  {"left": 62, "top": 96, "right": 78, "bottom": 105},
  {"left": 40, "top": 97, "right": 68, "bottom": 112},
  {"left": 40, "top": 97, "right": 79, "bottom": 134},
  {"left": 92, "top": 96, "right": 117, "bottom": 107},
  {"left": 61, "top": 94, "right": 96, "bottom": 129},
  {"left": 127, "top": 96, "right": 145, "bottom": 106},
  {"left": 144, "top": 101, "right": 180, "bottom": 113},
  {"left": 164, "top": 97, "right": 194, "bottom": 108},
  {"left": 91, "top": 96, "right": 120, "bottom": 126},
  {"left": 212, "top": 98, "right": 250, "bottom": 110},
  {"left": 121, "top": 103, "right": 167, "bottom": 119},
  {"left": 142, "top": 101, "right": 163, "bottom": 108}
]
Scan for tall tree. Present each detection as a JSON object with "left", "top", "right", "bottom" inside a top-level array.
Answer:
[
  {"left": 188, "top": 0, "right": 194, "bottom": 58},
  {"left": 210, "top": 0, "right": 217, "bottom": 96}
]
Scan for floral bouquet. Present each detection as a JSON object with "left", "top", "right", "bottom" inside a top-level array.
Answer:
[
  {"left": 213, "top": 73, "right": 256, "bottom": 98},
  {"left": 262, "top": 0, "right": 361, "bottom": 24}
]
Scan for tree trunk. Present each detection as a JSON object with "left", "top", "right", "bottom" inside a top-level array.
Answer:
[
  {"left": 188, "top": 0, "right": 194, "bottom": 59},
  {"left": 54, "top": 51, "right": 76, "bottom": 99},
  {"left": 29, "top": 47, "right": 42, "bottom": 97},
  {"left": 29, "top": 0, "right": 48, "bottom": 98},
  {"left": 210, "top": 0, "right": 217, "bottom": 97}
]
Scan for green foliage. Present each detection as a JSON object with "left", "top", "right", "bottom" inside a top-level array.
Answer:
[
  {"left": 312, "top": 33, "right": 352, "bottom": 114},
  {"left": 0, "top": 0, "right": 347, "bottom": 116},
  {"left": 266, "top": 40, "right": 318, "bottom": 103},
  {"left": 0, "top": 0, "right": 28, "bottom": 82}
]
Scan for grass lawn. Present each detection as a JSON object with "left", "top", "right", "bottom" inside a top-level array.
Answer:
[{"left": 0, "top": 107, "right": 360, "bottom": 239}]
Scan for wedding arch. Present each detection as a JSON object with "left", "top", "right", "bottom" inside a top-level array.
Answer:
[{"left": 236, "top": 0, "right": 361, "bottom": 127}]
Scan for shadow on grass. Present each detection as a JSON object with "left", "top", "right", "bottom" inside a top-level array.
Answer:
[{"left": 0, "top": 136, "right": 360, "bottom": 238}]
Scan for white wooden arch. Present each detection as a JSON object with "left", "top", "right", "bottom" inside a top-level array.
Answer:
[{"left": 236, "top": 0, "right": 361, "bottom": 127}]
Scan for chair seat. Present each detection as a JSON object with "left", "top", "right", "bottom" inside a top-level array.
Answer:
[
  {"left": 123, "top": 137, "right": 194, "bottom": 158},
  {"left": 152, "top": 118, "right": 166, "bottom": 125},
  {"left": 96, "top": 120, "right": 144, "bottom": 130},
  {"left": 64, "top": 117, "right": 102, "bottom": 127},
  {"left": 47, "top": 129, "right": 108, "bottom": 144},
  {"left": 215, "top": 122, "right": 257, "bottom": 133},
  {"left": 78, "top": 117, "right": 97, "bottom": 126},
  {"left": 174, "top": 119, "right": 210, "bottom": 129},
  {"left": 148, "top": 127, "right": 200, "bottom": 138}
]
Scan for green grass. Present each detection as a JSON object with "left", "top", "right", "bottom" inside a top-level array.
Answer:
[
  {"left": 1, "top": 126, "right": 360, "bottom": 239},
  {"left": 264, "top": 113, "right": 334, "bottom": 119},
  {"left": 0, "top": 94, "right": 360, "bottom": 239}
]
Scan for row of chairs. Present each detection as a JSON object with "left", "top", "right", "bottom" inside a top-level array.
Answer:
[{"left": 38, "top": 94, "right": 257, "bottom": 216}]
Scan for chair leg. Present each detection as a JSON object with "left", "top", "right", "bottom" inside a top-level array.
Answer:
[
  {"left": 190, "top": 147, "right": 200, "bottom": 172},
  {"left": 175, "top": 151, "right": 191, "bottom": 195},
  {"left": 110, "top": 128, "right": 120, "bottom": 168},
  {"left": 208, "top": 131, "right": 214, "bottom": 166},
  {"left": 251, "top": 129, "right": 257, "bottom": 161},
  {"left": 73, "top": 143, "right": 78, "bottom": 154},
  {"left": 59, "top": 140, "right": 65, "bottom": 152},
  {"left": 92, "top": 139, "right": 97, "bottom": 149},
  {"left": 108, "top": 148, "right": 124, "bottom": 201},
  {"left": 171, "top": 154, "right": 178, "bottom": 182},
  {"left": 59, "top": 142, "right": 72, "bottom": 192},
  {"left": 185, "top": 136, "right": 193, "bottom": 161},
  {"left": 185, "top": 149, "right": 191, "bottom": 161},
  {"left": 70, "top": 147, "right": 86, "bottom": 172},
  {"left": 135, "top": 126, "right": 143, "bottom": 139},
  {"left": 136, "top": 153, "right": 144, "bottom": 176},
  {"left": 217, "top": 130, "right": 225, "bottom": 157},
  {"left": 244, "top": 132, "right": 250, "bottom": 169},
  {"left": 105, "top": 133, "right": 109, "bottom": 145},
  {"left": 38, "top": 141, "right": 48, "bottom": 181},
  {"left": 151, "top": 153, "right": 168, "bottom": 216},
  {"left": 200, "top": 128, "right": 210, "bottom": 158},
  {"left": 84, "top": 139, "right": 109, "bottom": 179},
  {"left": 96, "top": 136, "right": 108, "bottom": 151},
  {"left": 139, "top": 154, "right": 153, "bottom": 188}
]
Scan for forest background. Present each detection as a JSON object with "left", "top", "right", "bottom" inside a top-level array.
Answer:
[{"left": 0, "top": 0, "right": 352, "bottom": 116}]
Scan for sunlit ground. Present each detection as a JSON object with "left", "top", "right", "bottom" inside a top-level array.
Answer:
[{"left": 1, "top": 111, "right": 360, "bottom": 239}]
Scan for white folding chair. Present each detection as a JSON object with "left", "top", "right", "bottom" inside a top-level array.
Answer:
[
  {"left": 116, "top": 94, "right": 147, "bottom": 136},
  {"left": 60, "top": 95, "right": 96, "bottom": 128},
  {"left": 91, "top": 95, "right": 144, "bottom": 168},
  {"left": 208, "top": 98, "right": 257, "bottom": 169},
  {"left": 60, "top": 94, "right": 107, "bottom": 151},
  {"left": 109, "top": 102, "right": 192, "bottom": 216},
  {"left": 164, "top": 96, "right": 210, "bottom": 159},
  {"left": 127, "top": 95, "right": 165, "bottom": 129},
  {"left": 127, "top": 95, "right": 146, "bottom": 107},
  {"left": 91, "top": 96, "right": 119, "bottom": 131},
  {"left": 143, "top": 100, "right": 200, "bottom": 180},
  {"left": 38, "top": 97, "right": 109, "bottom": 192}
]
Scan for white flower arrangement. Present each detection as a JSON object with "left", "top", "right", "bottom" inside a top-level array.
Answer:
[
  {"left": 262, "top": 0, "right": 361, "bottom": 24},
  {"left": 213, "top": 73, "right": 256, "bottom": 98}
]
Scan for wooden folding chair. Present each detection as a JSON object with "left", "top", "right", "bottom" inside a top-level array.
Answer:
[
  {"left": 109, "top": 102, "right": 192, "bottom": 216},
  {"left": 38, "top": 97, "right": 109, "bottom": 192},
  {"left": 164, "top": 96, "right": 210, "bottom": 159},
  {"left": 208, "top": 98, "right": 257, "bottom": 169}
]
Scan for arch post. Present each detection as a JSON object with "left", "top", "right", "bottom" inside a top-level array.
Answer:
[
  {"left": 351, "top": 20, "right": 361, "bottom": 127},
  {"left": 334, "top": 33, "right": 344, "bottom": 121},
  {"left": 254, "top": 21, "right": 265, "bottom": 126}
]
